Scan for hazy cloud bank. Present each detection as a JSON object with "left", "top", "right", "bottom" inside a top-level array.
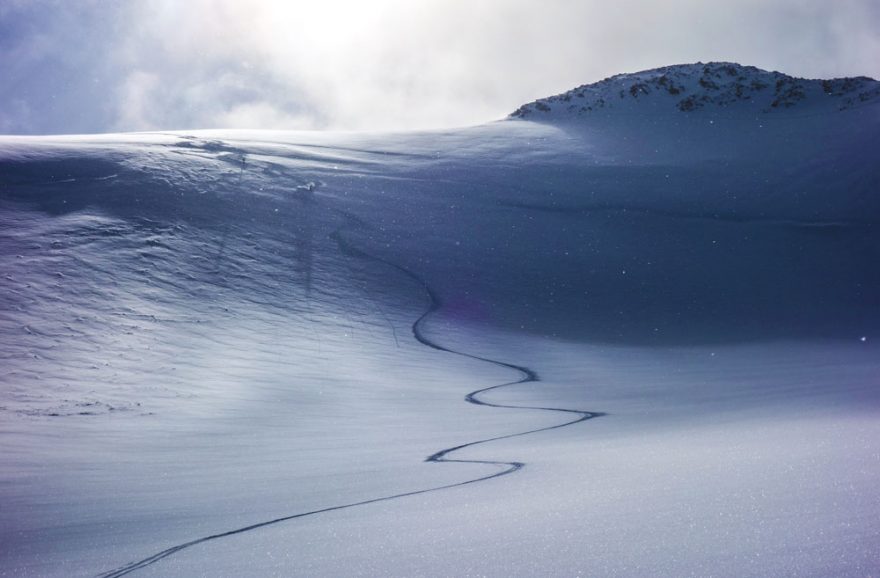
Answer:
[{"left": 1, "top": 0, "right": 878, "bottom": 134}]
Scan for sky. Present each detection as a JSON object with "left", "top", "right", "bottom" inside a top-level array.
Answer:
[{"left": 1, "top": 0, "right": 878, "bottom": 135}]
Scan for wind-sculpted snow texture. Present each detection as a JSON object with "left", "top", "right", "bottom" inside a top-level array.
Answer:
[{"left": 1, "top": 64, "right": 879, "bottom": 577}]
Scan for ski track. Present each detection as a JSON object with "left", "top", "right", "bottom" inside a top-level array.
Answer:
[{"left": 95, "top": 209, "right": 604, "bottom": 578}]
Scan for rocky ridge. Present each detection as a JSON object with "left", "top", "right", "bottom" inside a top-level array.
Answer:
[{"left": 511, "top": 62, "right": 880, "bottom": 118}]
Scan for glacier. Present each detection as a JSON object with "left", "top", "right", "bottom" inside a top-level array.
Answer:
[{"left": 1, "top": 63, "right": 879, "bottom": 577}]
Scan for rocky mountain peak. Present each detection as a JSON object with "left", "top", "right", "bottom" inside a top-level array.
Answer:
[{"left": 511, "top": 62, "right": 880, "bottom": 119}]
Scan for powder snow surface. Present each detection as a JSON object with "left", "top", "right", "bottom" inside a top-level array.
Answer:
[{"left": 1, "top": 63, "right": 879, "bottom": 577}]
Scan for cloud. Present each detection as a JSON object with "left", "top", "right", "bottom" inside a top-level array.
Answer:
[
  {"left": 1, "top": 0, "right": 878, "bottom": 134},
  {"left": 115, "top": 71, "right": 162, "bottom": 132},
  {"left": 215, "top": 102, "right": 322, "bottom": 131}
]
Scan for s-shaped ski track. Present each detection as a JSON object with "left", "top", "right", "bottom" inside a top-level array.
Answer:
[{"left": 96, "top": 218, "right": 604, "bottom": 578}]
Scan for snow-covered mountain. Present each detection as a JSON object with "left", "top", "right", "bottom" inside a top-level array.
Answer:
[
  {"left": 512, "top": 61, "right": 880, "bottom": 117},
  {"left": 1, "top": 63, "right": 879, "bottom": 577}
]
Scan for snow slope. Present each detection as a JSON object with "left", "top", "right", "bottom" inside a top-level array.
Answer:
[{"left": 1, "top": 63, "right": 879, "bottom": 577}]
